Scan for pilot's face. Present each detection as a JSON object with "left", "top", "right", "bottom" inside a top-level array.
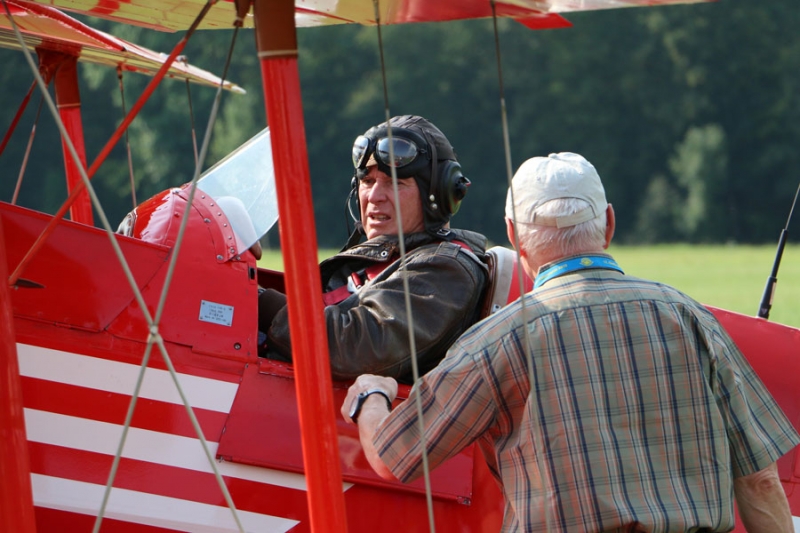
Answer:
[{"left": 359, "top": 167, "right": 425, "bottom": 240}]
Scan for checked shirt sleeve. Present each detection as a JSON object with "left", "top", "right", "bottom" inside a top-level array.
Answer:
[{"left": 373, "top": 344, "right": 497, "bottom": 483}]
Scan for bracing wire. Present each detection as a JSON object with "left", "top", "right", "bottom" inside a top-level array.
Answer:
[
  {"left": 1, "top": 0, "right": 155, "bottom": 336},
  {"left": 6, "top": 0, "right": 221, "bottom": 289},
  {"left": 180, "top": 55, "right": 200, "bottom": 167},
  {"left": 12, "top": 94, "right": 44, "bottom": 205},
  {"left": 0, "top": 79, "right": 37, "bottom": 160},
  {"left": 371, "top": 0, "right": 438, "bottom": 530},
  {"left": 95, "top": 19, "right": 247, "bottom": 533},
  {"left": 490, "top": 2, "right": 551, "bottom": 530},
  {"left": 117, "top": 67, "right": 138, "bottom": 208},
  {"left": 0, "top": 0, "right": 245, "bottom": 531}
]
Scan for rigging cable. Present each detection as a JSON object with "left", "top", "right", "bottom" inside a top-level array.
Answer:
[
  {"left": 5, "top": 0, "right": 221, "bottom": 289},
  {"left": 757, "top": 181, "right": 800, "bottom": 319},
  {"left": 489, "top": 2, "right": 551, "bottom": 530},
  {"left": 371, "top": 0, "right": 438, "bottom": 531},
  {"left": 0, "top": 79, "right": 36, "bottom": 160},
  {"left": 179, "top": 55, "right": 201, "bottom": 167},
  {"left": 12, "top": 94, "right": 44, "bottom": 205},
  {"left": 117, "top": 67, "right": 138, "bottom": 208},
  {"left": 94, "top": 15, "right": 247, "bottom": 533}
]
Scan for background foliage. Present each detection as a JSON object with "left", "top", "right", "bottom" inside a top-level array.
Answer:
[{"left": 1, "top": 0, "right": 799, "bottom": 249}]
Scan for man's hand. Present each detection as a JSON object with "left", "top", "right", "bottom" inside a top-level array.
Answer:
[
  {"left": 341, "top": 374, "right": 399, "bottom": 481},
  {"left": 341, "top": 374, "right": 398, "bottom": 424}
]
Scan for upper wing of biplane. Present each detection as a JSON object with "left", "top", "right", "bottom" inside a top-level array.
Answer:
[
  {"left": 0, "top": 0, "right": 244, "bottom": 91},
  {"left": 17, "top": 0, "right": 716, "bottom": 33}
]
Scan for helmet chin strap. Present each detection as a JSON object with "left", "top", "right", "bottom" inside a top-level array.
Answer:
[
  {"left": 419, "top": 130, "right": 451, "bottom": 239},
  {"left": 423, "top": 130, "right": 438, "bottom": 215}
]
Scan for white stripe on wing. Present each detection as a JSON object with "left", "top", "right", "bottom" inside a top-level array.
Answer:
[
  {"left": 17, "top": 343, "right": 238, "bottom": 413},
  {"left": 25, "top": 408, "right": 309, "bottom": 491},
  {"left": 32, "top": 474, "right": 300, "bottom": 533}
]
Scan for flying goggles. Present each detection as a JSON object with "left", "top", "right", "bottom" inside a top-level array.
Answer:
[{"left": 351, "top": 127, "right": 430, "bottom": 180}]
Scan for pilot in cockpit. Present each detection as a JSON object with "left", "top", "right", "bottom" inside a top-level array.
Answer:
[{"left": 258, "top": 115, "right": 489, "bottom": 384}]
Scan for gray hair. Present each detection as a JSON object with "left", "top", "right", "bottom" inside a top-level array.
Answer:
[{"left": 508, "top": 198, "right": 607, "bottom": 259}]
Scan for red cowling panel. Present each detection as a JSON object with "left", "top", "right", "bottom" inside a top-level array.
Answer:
[
  {"left": 707, "top": 306, "right": 800, "bottom": 531},
  {"left": 4, "top": 186, "right": 260, "bottom": 360},
  {"left": 2, "top": 201, "right": 167, "bottom": 332},
  {"left": 106, "top": 186, "right": 260, "bottom": 359},
  {"left": 217, "top": 359, "right": 477, "bottom": 503}
]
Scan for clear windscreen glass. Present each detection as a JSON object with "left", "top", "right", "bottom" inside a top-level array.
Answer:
[{"left": 197, "top": 127, "right": 278, "bottom": 254}]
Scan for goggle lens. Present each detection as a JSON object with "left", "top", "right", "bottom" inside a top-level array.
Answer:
[
  {"left": 351, "top": 135, "right": 421, "bottom": 169},
  {"left": 376, "top": 137, "right": 418, "bottom": 168},
  {"left": 352, "top": 135, "right": 370, "bottom": 168}
]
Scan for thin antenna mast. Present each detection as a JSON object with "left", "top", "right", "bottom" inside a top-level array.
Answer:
[{"left": 757, "top": 181, "right": 800, "bottom": 319}]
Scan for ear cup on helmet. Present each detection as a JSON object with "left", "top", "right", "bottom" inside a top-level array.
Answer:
[{"left": 436, "top": 161, "right": 470, "bottom": 217}]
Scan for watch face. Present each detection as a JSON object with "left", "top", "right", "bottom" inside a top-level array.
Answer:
[{"left": 349, "top": 391, "right": 366, "bottom": 419}]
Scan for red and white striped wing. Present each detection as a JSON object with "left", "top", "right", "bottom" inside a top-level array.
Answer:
[{"left": 19, "top": 343, "right": 313, "bottom": 532}]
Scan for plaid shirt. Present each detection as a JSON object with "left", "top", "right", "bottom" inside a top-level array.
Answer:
[{"left": 374, "top": 255, "right": 800, "bottom": 532}]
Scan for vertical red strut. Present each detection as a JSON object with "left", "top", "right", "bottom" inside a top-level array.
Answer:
[
  {"left": 253, "top": 0, "right": 348, "bottom": 531},
  {"left": 38, "top": 50, "right": 93, "bottom": 225},
  {"left": 0, "top": 215, "right": 37, "bottom": 533},
  {"left": 55, "top": 54, "right": 92, "bottom": 224}
]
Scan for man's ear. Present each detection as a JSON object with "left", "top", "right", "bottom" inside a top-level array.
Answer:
[
  {"left": 604, "top": 204, "right": 615, "bottom": 249},
  {"left": 506, "top": 218, "right": 527, "bottom": 258},
  {"left": 505, "top": 218, "right": 517, "bottom": 249}
]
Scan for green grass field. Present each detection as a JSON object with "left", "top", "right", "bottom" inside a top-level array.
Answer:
[
  {"left": 608, "top": 244, "right": 800, "bottom": 328},
  {"left": 259, "top": 244, "right": 800, "bottom": 329}
]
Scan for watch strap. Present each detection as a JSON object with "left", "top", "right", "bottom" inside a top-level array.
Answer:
[{"left": 350, "top": 388, "right": 393, "bottom": 423}]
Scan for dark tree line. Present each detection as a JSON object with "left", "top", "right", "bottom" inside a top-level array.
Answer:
[{"left": 1, "top": 0, "right": 799, "bottom": 248}]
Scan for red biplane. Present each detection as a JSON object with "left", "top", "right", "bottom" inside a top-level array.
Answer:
[{"left": 1, "top": 0, "right": 798, "bottom": 531}]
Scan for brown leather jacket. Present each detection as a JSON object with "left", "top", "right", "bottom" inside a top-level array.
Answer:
[{"left": 266, "top": 229, "right": 488, "bottom": 383}]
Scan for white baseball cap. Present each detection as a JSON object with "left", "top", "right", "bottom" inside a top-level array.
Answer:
[{"left": 505, "top": 152, "right": 608, "bottom": 228}]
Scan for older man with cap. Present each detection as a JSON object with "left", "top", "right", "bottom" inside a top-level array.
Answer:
[
  {"left": 342, "top": 152, "right": 799, "bottom": 532},
  {"left": 258, "top": 115, "right": 488, "bottom": 384}
]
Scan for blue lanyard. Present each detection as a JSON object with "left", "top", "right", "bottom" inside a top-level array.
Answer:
[{"left": 534, "top": 255, "right": 623, "bottom": 289}]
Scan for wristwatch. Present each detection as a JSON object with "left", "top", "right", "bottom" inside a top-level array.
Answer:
[{"left": 348, "top": 388, "right": 393, "bottom": 423}]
